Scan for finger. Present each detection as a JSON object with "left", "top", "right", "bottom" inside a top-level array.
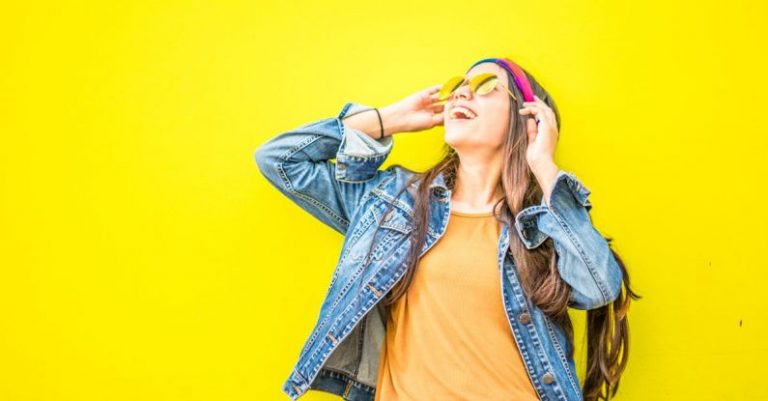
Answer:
[
  {"left": 518, "top": 106, "right": 539, "bottom": 116},
  {"left": 535, "top": 103, "right": 555, "bottom": 125},
  {"left": 526, "top": 115, "right": 538, "bottom": 141},
  {"left": 523, "top": 96, "right": 547, "bottom": 107},
  {"left": 521, "top": 106, "right": 544, "bottom": 120},
  {"left": 520, "top": 104, "right": 550, "bottom": 125},
  {"left": 524, "top": 98, "right": 553, "bottom": 119},
  {"left": 522, "top": 100, "right": 543, "bottom": 107},
  {"left": 432, "top": 112, "right": 444, "bottom": 126},
  {"left": 519, "top": 107, "right": 544, "bottom": 128}
]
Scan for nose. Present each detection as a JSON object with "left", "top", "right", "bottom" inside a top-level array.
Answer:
[{"left": 451, "top": 82, "right": 471, "bottom": 101}]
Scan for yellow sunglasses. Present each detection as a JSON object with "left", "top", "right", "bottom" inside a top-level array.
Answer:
[{"left": 437, "top": 72, "right": 517, "bottom": 105}]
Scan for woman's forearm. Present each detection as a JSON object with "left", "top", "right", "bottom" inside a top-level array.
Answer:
[{"left": 340, "top": 104, "right": 404, "bottom": 139}]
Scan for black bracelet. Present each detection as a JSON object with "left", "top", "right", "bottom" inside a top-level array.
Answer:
[{"left": 373, "top": 107, "right": 384, "bottom": 139}]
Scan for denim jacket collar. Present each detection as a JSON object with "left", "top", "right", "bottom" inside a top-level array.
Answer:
[{"left": 428, "top": 170, "right": 449, "bottom": 192}]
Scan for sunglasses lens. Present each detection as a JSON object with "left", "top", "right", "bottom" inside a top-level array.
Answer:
[
  {"left": 439, "top": 76, "right": 465, "bottom": 100},
  {"left": 472, "top": 73, "right": 498, "bottom": 96}
]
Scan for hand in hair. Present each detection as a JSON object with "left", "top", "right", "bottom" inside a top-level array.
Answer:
[
  {"left": 520, "top": 95, "right": 561, "bottom": 206},
  {"left": 520, "top": 95, "right": 560, "bottom": 167}
]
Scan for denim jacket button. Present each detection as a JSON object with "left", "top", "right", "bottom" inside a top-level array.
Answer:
[
  {"left": 518, "top": 312, "right": 531, "bottom": 324},
  {"left": 542, "top": 372, "right": 555, "bottom": 384}
]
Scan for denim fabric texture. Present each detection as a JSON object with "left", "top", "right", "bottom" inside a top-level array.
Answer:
[{"left": 254, "top": 102, "right": 623, "bottom": 401}]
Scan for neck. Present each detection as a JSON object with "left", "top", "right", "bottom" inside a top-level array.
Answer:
[{"left": 451, "top": 152, "right": 504, "bottom": 212}]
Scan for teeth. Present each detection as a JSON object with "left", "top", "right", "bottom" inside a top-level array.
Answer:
[{"left": 451, "top": 106, "right": 476, "bottom": 120}]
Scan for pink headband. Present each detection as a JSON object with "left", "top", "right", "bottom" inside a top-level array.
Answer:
[{"left": 467, "top": 57, "right": 536, "bottom": 103}]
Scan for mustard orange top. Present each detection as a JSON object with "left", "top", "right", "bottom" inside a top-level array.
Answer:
[{"left": 374, "top": 209, "right": 540, "bottom": 401}]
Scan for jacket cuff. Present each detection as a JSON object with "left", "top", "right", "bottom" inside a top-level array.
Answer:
[
  {"left": 513, "top": 170, "right": 593, "bottom": 249},
  {"left": 334, "top": 102, "right": 394, "bottom": 182}
]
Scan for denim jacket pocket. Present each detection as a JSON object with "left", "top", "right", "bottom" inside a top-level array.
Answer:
[{"left": 367, "top": 197, "right": 414, "bottom": 261}]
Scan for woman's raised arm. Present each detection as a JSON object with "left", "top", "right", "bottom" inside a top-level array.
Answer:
[
  {"left": 254, "top": 102, "right": 398, "bottom": 235},
  {"left": 254, "top": 84, "right": 445, "bottom": 235}
]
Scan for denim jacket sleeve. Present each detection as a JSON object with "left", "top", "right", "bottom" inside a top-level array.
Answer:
[
  {"left": 254, "top": 102, "right": 395, "bottom": 235},
  {"left": 513, "top": 171, "right": 624, "bottom": 310}
]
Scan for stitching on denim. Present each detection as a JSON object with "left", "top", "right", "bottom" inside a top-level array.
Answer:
[
  {"left": 498, "top": 237, "right": 546, "bottom": 400},
  {"left": 377, "top": 206, "right": 414, "bottom": 236},
  {"left": 299, "top": 209, "right": 380, "bottom": 360},
  {"left": 502, "top": 261, "right": 571, "bottom": 400},
  {"left": 370, "top": 189, "right": 441, "bottom": 238},
  {"left": 351, "top": 314, "right": 367, "bottom": 381},
  {"left": 275, "top": 133, "right": 350, "bottom": 230},
  {"left": 370, "top": 187, "right": 413, "bottom": 215},
  {"left": 329, "top": 258, "right": 376, "bottom": 312},
  {"left": 370, "top": 231, "right": 403, "bottom": 261},
  {"left": 543, "top": 171, "right": 610, "bottom": 305},
  {"left": 562, "top": 171, "right": 592, "bottom": 209},
  {"left": 546, "top": 205, "right": 610, "bottom": 306},
  {"left": 305, "top": 214, "right": 375, "bottom": 355},
  {"left": 544, "top": 317, "right": 580, "bottom": 395},
  {"left": 327, "top": 228, "right": 400, "bottom": 314},
  {"left": 283, "top": 369, "right": 308, "bottom": 399},
  {"left": 500, "top": 276, "right": 546, "bottom": 399},
  {"left": 297, "top": 191, "right": 405, "bottom": 364},
  {"left": 337, "top": 115, "right": 392, "bottom": 158},
  {"left": 319, "top": 367, "right": 376, "bottom": 393},
  {"left": 303, "top": 293, "right": 380, "bottom": 390},
  {"left": 341, "top": 195, "right": 379, "bottom": 258},
  {"left": 514, "top": 206, "right": 549, "bottom": 248}
]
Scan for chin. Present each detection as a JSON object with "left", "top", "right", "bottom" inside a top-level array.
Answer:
[
  {"left": 444, "top": 128, "right": 474, "bottom": 149},
  {"left": 443, "top": 127, "right": 461, "bottom": 144}
]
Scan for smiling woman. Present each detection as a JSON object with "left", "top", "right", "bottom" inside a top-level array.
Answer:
[{"left": 255, "top": 56, "right": 641, "bottom": 401}]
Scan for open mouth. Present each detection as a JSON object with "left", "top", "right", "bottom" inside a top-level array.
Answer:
[{"left": 449, "top": 106, "right": 477, "bottom": 121}]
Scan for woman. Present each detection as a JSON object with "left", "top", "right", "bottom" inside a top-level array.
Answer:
[{"left": 255, "top": 56, "right": 640, "bottom": 401}]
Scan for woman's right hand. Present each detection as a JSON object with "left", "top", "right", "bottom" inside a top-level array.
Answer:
[{"left": 382, "top": 84, "right": 445, "bottom": 134}]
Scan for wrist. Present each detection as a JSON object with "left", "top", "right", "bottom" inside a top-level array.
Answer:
[
  {"left": 529, "top": 157, "right": 557, "bottom": 174},
  {"left": 529, "top": 159, "right": 560, "bottom": 206},
  {"left": 379, "top": 104, "right": 406, "bottom": 137}
]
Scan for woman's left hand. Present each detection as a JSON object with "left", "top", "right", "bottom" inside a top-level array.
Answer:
[{"left": 519, "top": 95, "right": 559, "bottom": 170}]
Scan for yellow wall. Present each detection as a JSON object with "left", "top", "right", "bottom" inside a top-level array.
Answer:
[{"left": 2, "top": 1, "right": 766, "bottom": 400}]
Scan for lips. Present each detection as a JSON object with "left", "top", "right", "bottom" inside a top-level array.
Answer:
[
  {"left": 449, "top": 103, "right": 477, "bottom": 120},
  {"left": 454, "top": 103, "right": 476, "bottom": 115}
]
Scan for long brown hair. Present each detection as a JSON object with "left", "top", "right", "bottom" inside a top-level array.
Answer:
[{"left": 356, "top": 64, "right": 641, "bottom": 400}]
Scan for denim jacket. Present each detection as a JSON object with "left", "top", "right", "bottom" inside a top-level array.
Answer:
[{"left": 254, "top": 102, "right": 624, "bottom": 401}]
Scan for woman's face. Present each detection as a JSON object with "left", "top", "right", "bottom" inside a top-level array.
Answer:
[{"left": 443, "top": 62, "right": 512, "bottom": 152}]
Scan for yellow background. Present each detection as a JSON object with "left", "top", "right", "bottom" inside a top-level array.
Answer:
[{"left": 2, "top": 1, "right": 766, "bottom": 400}]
